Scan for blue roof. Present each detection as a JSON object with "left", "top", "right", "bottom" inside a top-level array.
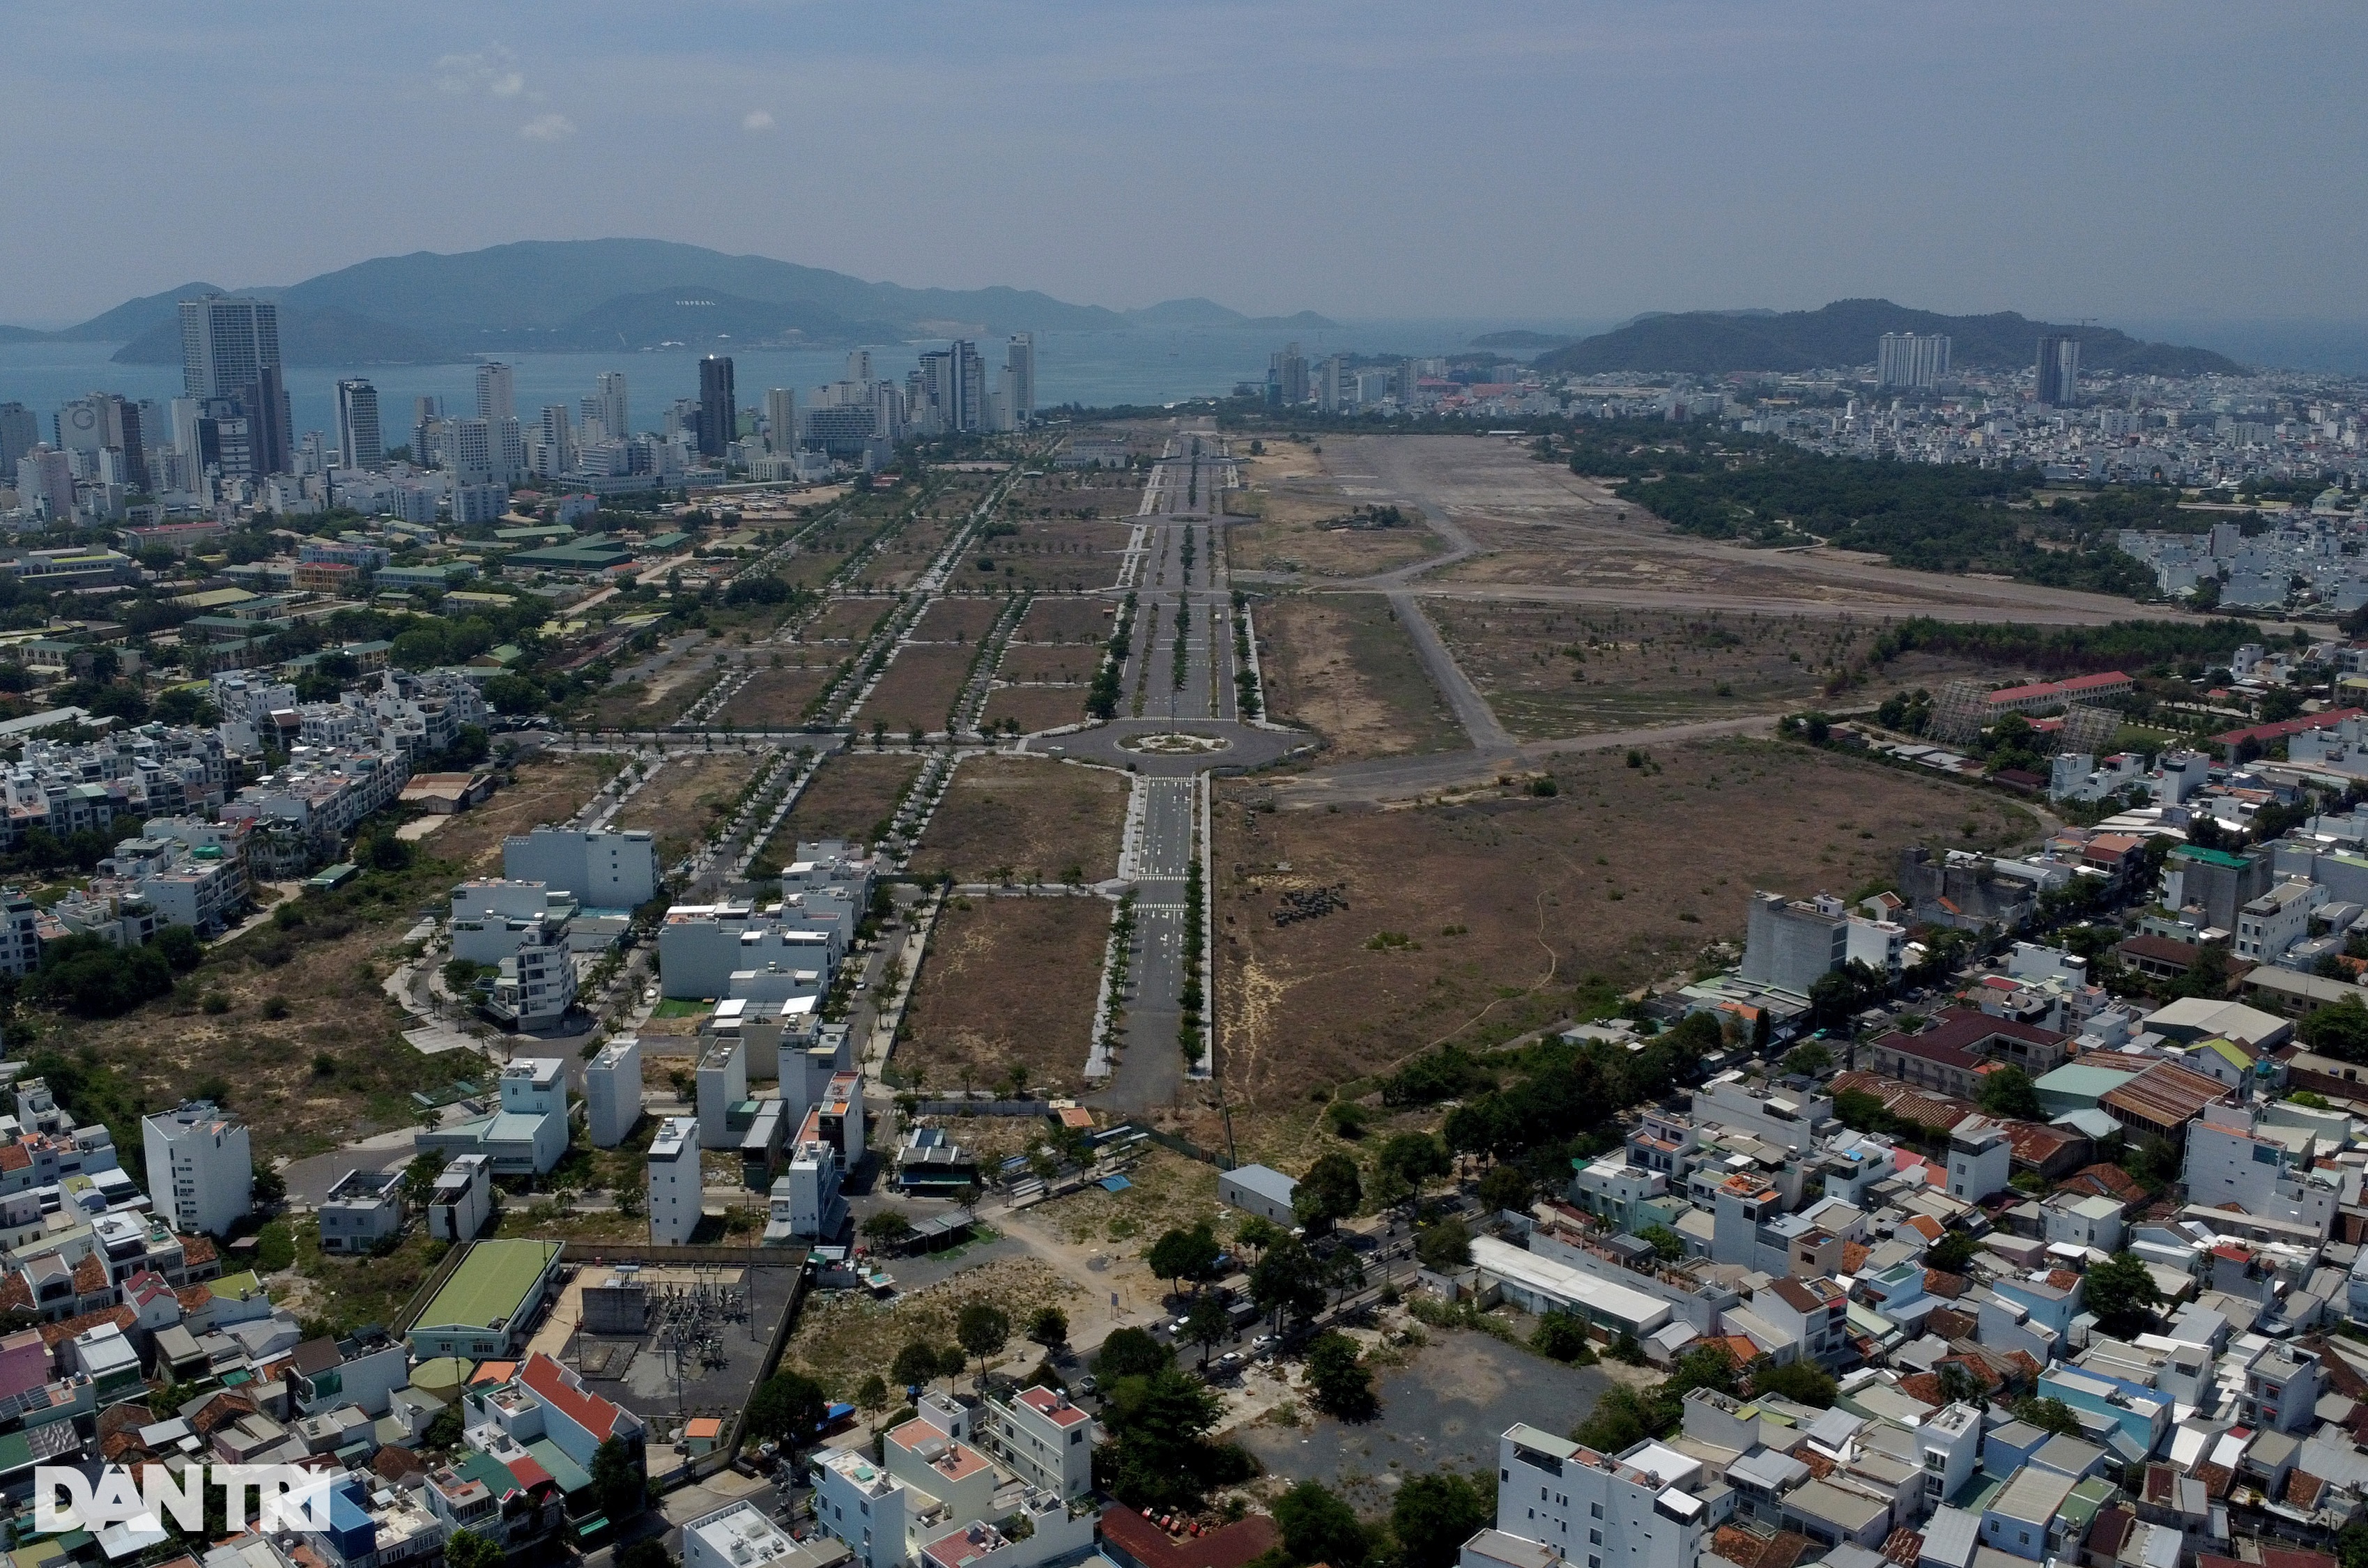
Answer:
[{"left": 1099, "top": 1175, "right": 1131, "bottom": 1192}]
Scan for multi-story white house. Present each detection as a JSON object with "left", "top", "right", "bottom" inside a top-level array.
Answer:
[
  {"left": 585, "top": 1036, "right": 643, "bottom": 1148},
  {"left": 141, "top": 1100, "right": 252, "bottom": 1237},
  {"left": 1493, "top": 1423, "right": 1710, "bottom": 1568},
  {"left": 648, "top": 1117, "right": 702, "bottom": 1245}
]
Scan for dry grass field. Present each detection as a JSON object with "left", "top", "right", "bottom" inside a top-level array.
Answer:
[
  {"left": 1015, "top": 598, "right": 1116, "bottom": 644},
  {"left": 769, "top": 753, "right": 923, "bottom": 851},
  {"left": 955, "top": 521, "right": 1129, "bottom": 593},
  {"left": 912, "top": 757, "right": 1128, "bottom": 885},
  {"left": 914, "top": 597, "right": 1005, "bottom": 642},
  {"left": 431, "top": 755, "right": 613, "bottom": 874},
  {"left": 981, "top": 686, "right": 1088, "bottom": 734},
  {"left": 611, "top": 753, "right": 764, "bottom": 866},
  {"left": 1227, "top": 442, "right": 1445, "bottom": 577},
  {"left": 898, "top": 895, "right": 1108, "bottom": 1096},
  {"left": 854, "top": 645, "right": 976, "bottom": 735},
  {"left": 1255, "top": 595, "right": 1464, "bottom": 762},
  {"left": 716, "top": 665, "right": 838, "bottom": 728},
  {"left": 1213, "top": 738, "right": 2038, "bottom": 1113},
  {"left": 801, "top": 597, "right": 894, "bottom": 643},
  {"left": 782, "top": 1256, "right": 1083, "bottom": 1400},
  {"left": 996, "top": 645, "right": 1098, "bottom": 685}
]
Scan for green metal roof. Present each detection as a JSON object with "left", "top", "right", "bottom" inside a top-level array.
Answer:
[
  {"left": 413, "top": 1239, "right": 562, "bottom": 1334},
  {"left": 2174, "top": 846, "right": 2252, "bottom": 870},
  {"left": 527, "top": 1437, "right": 593, "bottom": 1495}
]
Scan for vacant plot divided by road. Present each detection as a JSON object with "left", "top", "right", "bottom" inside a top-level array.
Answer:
[
  {"left": 1015, "top": 597, "right": 1116, "bottom": 644},
  {"left": 913, "top": 756, "right": 1128, "bottom": 886},
  {"left": 900, "top": 894, "right": 1108, "bottom": 1096},
  {"left": 716, "top": 664, "right": 838, "bottom": 728},
  {"left": 801, "top": 597, "right": 894, "bottom": 643},
  {"left": 431, "top": 755, "right": 613, "bottom": 873},
  {"left": 1428, "top": 604, "right": 1870, "bottom": 739},
  {"left": 982, "top": 685, "right": 1087, "bottom": 735},
  {"left": 769, "top": 752, "right": 921, "bottom": 853},
  {"left": 611, "top": 752, "right": 764, "bottom": 866},
  {"left": 1257, "top": 594, "right": 1466, "bottom": 762},
  {"left": 1213, "top": 738, "right": 2036, "bottom": 1112},
  {"left": 959, "top": 521, "right": 1128, "bottom": 593},
  {"left": 854, "top": 645, "right": 976, "bottom": 735},
  {"left": 913, "top": 597, "right": 1005, "bottom": 642},
  {"left": 1229, "top": 440, "right": 1446, "bottom": 578}
]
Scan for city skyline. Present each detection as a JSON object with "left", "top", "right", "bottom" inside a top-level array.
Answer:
[{"left": 1, "top": 3, "right": 2361, "bottom": 328}]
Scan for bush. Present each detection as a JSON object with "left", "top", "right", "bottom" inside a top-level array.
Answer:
[{"left": 34, "top": 934, "right": 174, "bottom": 1018}]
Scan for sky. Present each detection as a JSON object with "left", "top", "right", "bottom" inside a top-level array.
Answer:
[{"left": 2, "top": 1, "right": 2363, "bottom": 330}]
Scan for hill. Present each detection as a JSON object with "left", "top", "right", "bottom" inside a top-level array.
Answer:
[
  {"left": 13, "top": 238, "right": 1335, "bottom": 366},
  {"left": 1533, "top": 299, "right": 2244, "bottom": 377}
]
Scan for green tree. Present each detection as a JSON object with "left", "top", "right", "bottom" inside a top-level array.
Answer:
[
  {"left": 1233, "top": 1214, "right": 1283, "bottom": 1254},
  {"left": 863, "top": 1210, "right": 915, "bottom": 1245},
  {"left": 445, "top": 1531, "right": 504, "bottom": 1568},
  {"left": 1475, "top": 1164, "right": 1530, "bottom": 1213},
  {"left": 745, "top": 1372, "right": 828, "bottom": 1447},
  {"left": 2012, "top": 1395, "right": 2084, "bottom": 1437},
  {"left": 1636, "top": 1224, "right": 1684, "bottom": 1261},
  {"left": 1751, "top": 1358, "right": 1838, "bottom": 1408},
  {"left": 1145, "top": 1224, "right": 1222, "bottom": 1294},
  {"left": 1925, "top": 1229, "right": 1978, "bottom": 1275},
  {"left": 1570, "top": 1385, "right": 1661, "bottom": 1452},
  {"left": 958, "top": 1301, "right": 1012, "bottom": 1383},
  {"left": 1783, "top": 1041, "right": 1833, "bottom": 1077},
  {"left": 891, "top": 1339, "right": 945, "bottom": 1394},
  {"left": 1095, "top": 1365, "right": 1252, "bottom": 1512},
  {"left": 1415, "top": 1218, "right": 1472, "bottom": 1273},
  {"left": 1392, "top": 1472, "right": 1493, "bottom": 1568},
  {"left": 2302, "top": 997, "right": 2368, "bottom": 1063},
  {"left": 1977, "top": 1066, "right": 2043, "bottom": 1121},
  {"left": 590, "top": 1435, "right": 645, "bottom": 1519},
  {"left": 1274, "top": 1480, "right": 1369, "bottom": 1568},
  {"left": 1531, "top": 1312, "right": 1595, "bottom": 1364},
  {"left": 1293, "top": 1151, "right": 1363, "bottom": 1233},
  {"left": 856, "top": 1374, "right": 890, "bottom": 1425},
  {"left": 1093, "top": 1326, "right": 1173, "bottom": 1382},
  {"left": 1376, "top": 1132, "right": 1451, "bottom": 1197},
  {"left": 2082, "top": 1251, "right": 2162, "bottom": 1337},
  {"left": 1249, "top": 1236, "right": 1328, "bottom": 1325},
  {"left": 1184, "top": 1293, "right": 1231, "bottom": 1366},
  {"left": 1027, "top": 1306, "right": 1069, "bottom": 1348}
]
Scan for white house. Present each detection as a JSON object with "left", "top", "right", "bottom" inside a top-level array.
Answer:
[
  {"left": 585, "top": 1036, "right": 643, "bottom": 1148},
  {"left": 503, "top": 825, "right": 659, "bottom": 909},
  {"left": 141, "top": 1100, "right": 252, "bottom": 1237},
  {"left": 648, "top": 1117, "right": 702, "bottom": 1245}
]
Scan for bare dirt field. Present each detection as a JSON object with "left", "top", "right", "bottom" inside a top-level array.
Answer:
[
  {"left": 1016, "top": 599, "right": 1116, "bottom": 644},
  {"left": 996, "top": 645, "right": 1098, "bottom": 685},
  {"left": 1228, "top": 440, "right": 1445, "bottom": 577},
  {"left": 854, "top": 645, "right": 976, "bottom": 735},
  {"left": 912, "top": 757, "right": 1128, "bottom": 886},
  {"left": 770, "top": 753, "right": 922, "bottom": 851},
  {"left": 983, "top": 686, "right": 1088, "bottom": 734},
  {"left": 580, "top": 662, "right": 714, "bottom": 730},
  {"left": 1256, "top": 594, "right": 1464, "bottom": 762},
  {"left": 860, "top": 516, "right": 958, "bottom": 590},
  {"left": 801, "top": 598, "right": 894, "bottom": 643},
  {"left": 611, "top": 753, "right": 764, "bottom": 866},
  {"left": 716, "top": 665, "right": 837, "bottom": 728},
  {"left": 900, "top": 894, "right": 1109, "bottom": 1096},
  {"left": 1213, "top": 737, "right": 2038, "bottom": 1114},
  {"left": 958, "top": 522, "right": 1128, "bottom": 593},
  {"left": 434, "top": 756, "right": 613, "bottom": 874},
  {"left": 1427, "top": 604, "right": 1870, "bottom": 739},
  {"left": 1013, "top": 470, "right": 1144, "bottom": 518},
  {"left": 914, "top": 598, "right": 1005, "bottom": 642},
  {"left": 783, "top": 1255, "right": 1083, "bottom": 1401}
]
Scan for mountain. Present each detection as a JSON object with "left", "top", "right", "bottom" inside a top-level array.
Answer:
[
  {"left": 1535, "top": 298, "right": 2245, "bottom": 377},
  {"left": 52, "top": 283, "right": 228, "bottom": 343},
  {"left": 10, "top": 238, "right": 1336, "bottom": 365},
  {"left": 113, "top": 305, "right": 455, "bottom": 367},
  {"left": 1245, "top": 309, "right": 1341, "bottom": 331},
  {"left": 1470, "top": 330, "right": 1576, "bottom": 351}
]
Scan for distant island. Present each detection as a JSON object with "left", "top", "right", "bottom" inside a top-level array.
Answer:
[
  {"left": 1533, "top": 298, "right": 2245, "bottom": 377},
  {"left": 0, "top": 238, "right": 1340, "bottom": 367}
]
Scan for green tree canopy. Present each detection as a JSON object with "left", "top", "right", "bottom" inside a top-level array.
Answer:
[
  {"left": 891, "top": 1339, "right": 947, "bottom": 1392},
  {"left": 1391, "top": 1472, "right": 1493, "bottom": 1568},
  {"left": 958, "top": 1301, "right": 1010, "bottom": 1381},
  {"left": 2302, "top": 997, "right": 2368, "bottom": 1063},
  {"left": 1293, "top": 1151, "right": 1363, "bottom": 1231},
  {"left": 1145, "top": 1224, "right": 1223, "bottom": 1291},
  {"left": 1977, "top": 1066, "right": 2043, "bottom": 1121},
  {"left": 1095, "top": 1365, "right": 1253, "bottom": 1513},
  {"left": 2082, "top": 1251, "right": 2163, "bottom": 1337},
  {"left": 1274, "top": 1481, "right": 1369, "bottom": 1568},
  {"left": 1249, "top": 1236, "right": 1328, "bottom": 1325},
  {"left": 1376, "top": 1132, "right": 1452, "bottom": 1192},
  {"left": 1751, "top": 1358, "right": 1838, "bottom": 1408},
  {"left": 445, "top": 1532, "right": 503, "bottom": 1568},
  {"left": 1304, "top": 1331, "right": 1378, "bottom": 1420},
  {"left": 744, "top": 1372, "right": 828, "bottom": 1447},
  {"left": 1092, "top": 1326, "right": 1173, "bottom": 1383}
]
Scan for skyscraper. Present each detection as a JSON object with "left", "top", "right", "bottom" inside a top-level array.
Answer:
[
  {"left": 475, "top": 362, "right": 516, "bottom": 422},
  {"left": 1876, "top": 333, "right": 1951, "bottom": 390},
  {"left": 534, "top": 406, "right": 574, "bottom": 477},
  {"left": 1317, "top": 355, "right": 1348, "bottom": 415},
  {"left": 1004, "top": 334, "right": 1036, "bottom": 425},
  {"left": 336, "top": 379, "right": 384, "bottom": 470},
  {"left": 2035, "top": 336, "right": 2081, "bottom": 407},
  {"left": 590, "top": 371, "right": 629, "bottom": 443},
  {"left": 696, "top": 356, "right": 736, "bottom": 459},
  {"left": 845, "top": 350, "right": 872, "bottom": 383},
  {"left": 764, "top": 389, "right": 797, "bottom": 452},
  {"left": 178, "top": 295, "right": 279, "bottom": 399},
  {"left": 0, "top": 404, "right": 36, "bottom": 472},
  {"left": 1270, "top": 343, "right": 1309, "bottom": 405},
  {"left": 444, "top": 417, "right": 497, "bottom": 486},
  {"left": 53, "top": 394, "right": 146, "bottom": 490}
]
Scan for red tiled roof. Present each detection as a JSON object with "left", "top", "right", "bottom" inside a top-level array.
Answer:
[
  {"left": 2058, "top": 1162, "right": 2148, "bottom": 1207},
  {"left": 2215, "top": 709, "right": 2363, "bottom": 747},
  {"left": 1988, "top": 672, "right": 2134, "bottom": 704},
  {"left": 1882, "top": 1530, "right": 1924, "bottom": 1568},
  {"left": 521, "top": 1353, "right": 626, "bottom": 1443},
  {"left": 1098, "top": 1509, "right": 1277, "bottom": 1568}
]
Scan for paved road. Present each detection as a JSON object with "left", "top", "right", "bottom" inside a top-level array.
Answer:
[
  {"left": 1268, "top": 713, "right": 1785, "bottom": 804},
  {"left": 1387, "top": 590, "right": 1511, "bottom": 751}
]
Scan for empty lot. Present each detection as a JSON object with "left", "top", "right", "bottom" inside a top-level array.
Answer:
[
  {"left": 1256, "top": 594, "right": 1465, "bottom": 762},
  {"left": 854, "top": 645, "right": 976, "bottom": 736},
  {"left": 913, "top": 756, "right": 1128, "bottom": 886},
  {"left": 899, "top": 895, "right": 1109, "bottom": 1096}
]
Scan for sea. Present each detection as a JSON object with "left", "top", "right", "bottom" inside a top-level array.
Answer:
[{"left": 0, "top": 318, "right": 1604, "bottom": 448}]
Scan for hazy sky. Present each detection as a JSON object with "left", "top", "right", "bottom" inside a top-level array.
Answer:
[{"left": 3, "top": 1, "right": 2362, "bottom": 328}]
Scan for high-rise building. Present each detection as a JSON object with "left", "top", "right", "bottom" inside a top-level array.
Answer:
[
  {"left": 475, "top": 362, "right": 516, "bottom": 422},
  {"left": 251, "top": 364, "right": 292, "bottom": 476},
  {"left": 178, "top": 295, "right": 280, "bottom": 399},
  {"left": 2036, "top": 335, "right": 2081, "bottom": 407},
  {"left": 495, "top": 417, "right": 525, "bottom": 483},
  {"left": 0, "top": 403, "right": 36, "bottom": 472},
  {"left": 15, "top": 449, "right": 75, "bottom": 519},
  {"left": 696, "top": 356, "right": 736, "bottom": 459},
  {"left": 335, "top": 379, "right": 384, "bottom": 470},
  {"left": 758, "top": 388, "right": 794, "bottom": 453},
  {"left": 1317, "top": 355, "right": 1348, "bottom": 415},
  {"left": 1004, "top": 333, "right": 1036, "bottom": 425},
  {"left": 1269, "top": 342, "right": 1309, "bottom": 405},
  {"left": 411, "top": 396, "right": 444, "bottom": 468},
  {"left": 533, "top": 405, "right": 574, "bottom": 477},
  {"left": 445, "top": 417, "right": 498, "bottom": 485},
  {"left": 53, "top": 394, "right": 146, "bottom": 490},
  {"left": 845, "top": 350, "right": 872, "bottom": 383},
  {"left": 592, "top": 371, "right": 629, "bottom": 443},
  {"left": 1876, "top": 332, "right": 1951, "bottom": 390}
]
